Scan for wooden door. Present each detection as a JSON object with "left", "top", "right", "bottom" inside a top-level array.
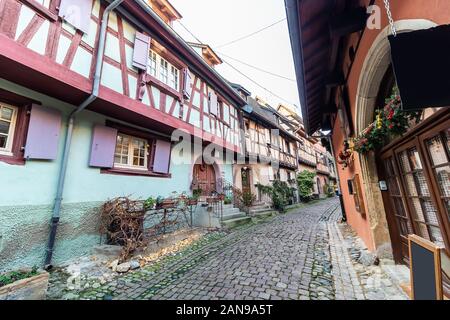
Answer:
[
  {"left": 380, "top": 152, "right": 415, "bottom": 263},
  {"left": 241, "top": 168, "right": 251, "bottom": 194},
  {"left": 193, "top": 164, "right": 216, "bottom": 196}
]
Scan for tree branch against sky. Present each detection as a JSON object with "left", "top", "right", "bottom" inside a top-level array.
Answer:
[{"left": 170, "top": 0, "right": 301, "bottom": 114}]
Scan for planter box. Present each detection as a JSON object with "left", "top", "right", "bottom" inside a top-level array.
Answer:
[{"left": 0, "top": 272, "right": 49, "bottom": 300}]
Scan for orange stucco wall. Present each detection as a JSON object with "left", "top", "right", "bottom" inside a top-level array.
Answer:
[{"left": 332, "top": 0, "right": 450, "bottom": 251}]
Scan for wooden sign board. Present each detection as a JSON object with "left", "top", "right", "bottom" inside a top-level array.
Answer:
[
  {"left": 408, "top": 235, "right": 443, "bottom": 300},
  {"left": 389, "top": 25, "right": 450, "bottom": 111}
]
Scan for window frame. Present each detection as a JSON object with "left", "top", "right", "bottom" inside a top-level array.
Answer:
[
  {"left": 101, "top": 121, "right": 172, "bottom": 178},
  {"left": 113, "top": 132, "right": 149, "bottom": 171},
  {"left": 147, "top": 49, "right": 181, "bottom": 92},
  {"left": 0, "top": 104, "right": 19, "bottom": 156}
]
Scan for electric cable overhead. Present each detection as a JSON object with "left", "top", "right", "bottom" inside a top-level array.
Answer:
[
  {"left": 175, "top": 18, "right": 298, "bottom": 107},
  {"left": 175, "top": 20, "right": 204, "bottom": 44},
  {"left": 217, "top": 51, "right": 296, "bottom": 82},
  {"left": 221, "top": 59, "right": 297, "bottom": 106},
  {"left": 216, "top": 18, "right": 286, "bottom": 48}
]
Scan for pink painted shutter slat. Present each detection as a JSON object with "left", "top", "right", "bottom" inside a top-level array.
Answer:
[
  {"left": 132, "top": 32, "right": 151, "bottom": 71},
  {"left": 153, "top": 140, "right": 171, "bottom": 174},
  {"left": 24, "top": 104, "right": 62, "bottom": 160},
  {"left": 89, "top": 125, "right": 118, "bottom": 168},
  {"left": 182, "top": 68, "right": 192, "bottom": 100},
  {"left": 209, "top": 91, "right": 218, "bottom": 116},
  {"left": 58, "top": 0, "right": 93, "bottom": 34}
]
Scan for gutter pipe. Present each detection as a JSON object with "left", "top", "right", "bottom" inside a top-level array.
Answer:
[{"left": 44, "top": 0, "right": 124, "bottom": 269}]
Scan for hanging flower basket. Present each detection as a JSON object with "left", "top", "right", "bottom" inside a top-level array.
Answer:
[
  {"left": 353, "top": 122, "right": 385, "bottom": 154},
  {"left": 353, "top": 92, "right": 422, "bottom": 154}
]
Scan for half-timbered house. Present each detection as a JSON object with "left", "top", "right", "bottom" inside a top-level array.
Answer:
[{"left": 0, "top": 0, "right": 245, "bottom": 270}]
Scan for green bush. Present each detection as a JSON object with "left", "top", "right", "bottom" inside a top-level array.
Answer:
[
  {"left": 241, "top": 190, "right": 256, "bottom": 207},
  {"left": 325, "top": 184, "right": 335, "bottom": 198},
  {"left": 297, "top": 170, "right": 316, "bottom": 202},
  {"left": 224, "top": 196, "right": 232, "bottom": 205},
  {"left": 257, "top": 181, "right": 295, "bottom": 212}
]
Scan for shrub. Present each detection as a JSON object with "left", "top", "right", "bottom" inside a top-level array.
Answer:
[
  {"left": 241, "top": 190, "right": 256, "bottom": 207},
  {"left": 257, "top": 180, "right": 295, "bottom": 212},
  {"left": 297, "top": 170, "right": 316, "bottom": 202}
]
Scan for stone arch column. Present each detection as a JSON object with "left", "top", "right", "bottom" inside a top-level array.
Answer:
[{"left": 354, "top": 19, "right": 437, "bottom": 257}]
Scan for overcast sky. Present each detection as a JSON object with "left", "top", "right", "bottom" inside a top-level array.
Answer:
[{"left": 169, "top": 0, "right": 301, "bottom": 115}]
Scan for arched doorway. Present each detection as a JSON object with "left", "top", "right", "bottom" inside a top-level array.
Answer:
[
  {"left": 241, "top": 167, "right": 251, "bottom": 194},
  {"left": 354, "top": 19, "right": 438, "bottom": 257},
  {"left": 193, "top": 164, "right": 216, "bottom": 196}
]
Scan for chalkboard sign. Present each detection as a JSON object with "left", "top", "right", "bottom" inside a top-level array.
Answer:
[{"left": 408, "top": 235, "right": 443, "bottom": 300}]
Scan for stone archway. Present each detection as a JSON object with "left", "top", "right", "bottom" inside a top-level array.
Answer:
[{"left": 354, "top": 19, "right": 438, "bottom": 257}]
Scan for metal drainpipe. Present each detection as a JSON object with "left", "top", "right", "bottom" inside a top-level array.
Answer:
[{"left": 44, "top": 0, "right": 124, "bottom": 269}]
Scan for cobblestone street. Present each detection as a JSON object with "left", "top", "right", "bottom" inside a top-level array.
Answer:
[{"left": 49, "top": 198, "right": 408, "bottom": 300}]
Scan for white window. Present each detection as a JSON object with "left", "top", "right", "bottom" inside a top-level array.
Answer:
[
  {"left": 147, "top": 50, "right": 180, "bottom": 91},
  {"left": 159, "top": 58, "right": 168, "bottom": 84},
  {"left": 114, "top": 133, "right": 149, "bottom": 170},
  {"left": 169, "top": 66, "right": 179, "bottom": 91},
  {"left": 0, "top": 104, "right": 17, "bottom": 155},
  {"left": 148, "top": 51, "right": 157, "bottom": 77}
]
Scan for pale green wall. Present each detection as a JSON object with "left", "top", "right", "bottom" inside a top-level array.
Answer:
[{"left": 0, "top": 79, "right": 233, "bottom": 271}]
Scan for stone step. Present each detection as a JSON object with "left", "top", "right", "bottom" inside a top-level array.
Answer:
[
  {"left": 222, "top": 216, "right": 252, "bottom": 228},
  {"left": 222, "top": 207, "right": 241, "bottom": 215},
  {"left": 222, "top": 212, "right": 247, "bottom": 221},
  {"left": 249, "top": 207, "right": 272, "bottom": 214},
  {"left": 251, "top": 210, "right": 277, "bottom": 217}
]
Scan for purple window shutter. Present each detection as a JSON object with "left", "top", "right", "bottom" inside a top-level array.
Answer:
[
  {"left": 209, "top": 91, "right": 218, "bottom": 116},
  {"left": 58, "top": 0, "right": 93, "bottom": 34},
  {"left": 153, "top": 140, "right": 171, "bottom": 174},
  {"left": 25, "top": 104, "right": 62, "bottom": 160},
  {"left": 132, "top": 32, "right": 151, "bottom": 71},
  {"left": 89, "top": 125, "right": 118, "bottom": 168},
  {"left": 182, "top": 68, "right": 192, "bottom": 99}
]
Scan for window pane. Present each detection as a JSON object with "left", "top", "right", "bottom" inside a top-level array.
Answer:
[
  {"left": 398, "top": 151, "right": 411, "bottom": 172},
  {"left": 408, "top": 148, "right": 422, "bottom": 170},
  {"left": 435, "top": 165, "right": 450, "bottom": 197},
  {"left": 1, "top": 107, "right": 13, "bottom": 121},
  {"left": 427, "top": 135, "right": 448, "bottom": 166},
  {"left": 0, "top": 120, "right": 10, "bottom": 135},
  {"left": 0, "top": 135, "right": 6, "bottom": 148}
]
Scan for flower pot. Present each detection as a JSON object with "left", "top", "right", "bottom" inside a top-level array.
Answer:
[{"left": 0, "top": 271, "right": 49, "bottom": 300}]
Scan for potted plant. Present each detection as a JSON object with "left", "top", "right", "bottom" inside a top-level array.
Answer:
[
  {"left": 143, "top": 196, "right": 156, "bottom": 211},
  {"left": 337, "top": 140, "right": 353, "bottom": 169},
  {"left": 0, "top": 266, "right": 49, "bottom": 300}
]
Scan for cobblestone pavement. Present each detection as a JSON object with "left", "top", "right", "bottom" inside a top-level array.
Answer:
[{"left": 49, "top": 198, "right": 408, "bottom": 300}]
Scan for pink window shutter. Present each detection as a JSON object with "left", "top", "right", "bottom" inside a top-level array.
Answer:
[
  {"left": 132, "top": 32, "right": 151, "bottom": 71},
  {"left": 58, "top": 0, "right": 93, "bottom": 34},
  {"left": 24, "top": 104, "right": 62, "bottom": 160},
  {"left": 89, "top": 125, "right": 118, "bottom": 168},
  {"left": 153, "top": 140, "right": 171, "bottom": 174},
  {"left": 182, "top": 68, "right": 192, "bottom": 100},
  {"left": 209, "top": 91, "right": 218, "bottom": 116}
]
